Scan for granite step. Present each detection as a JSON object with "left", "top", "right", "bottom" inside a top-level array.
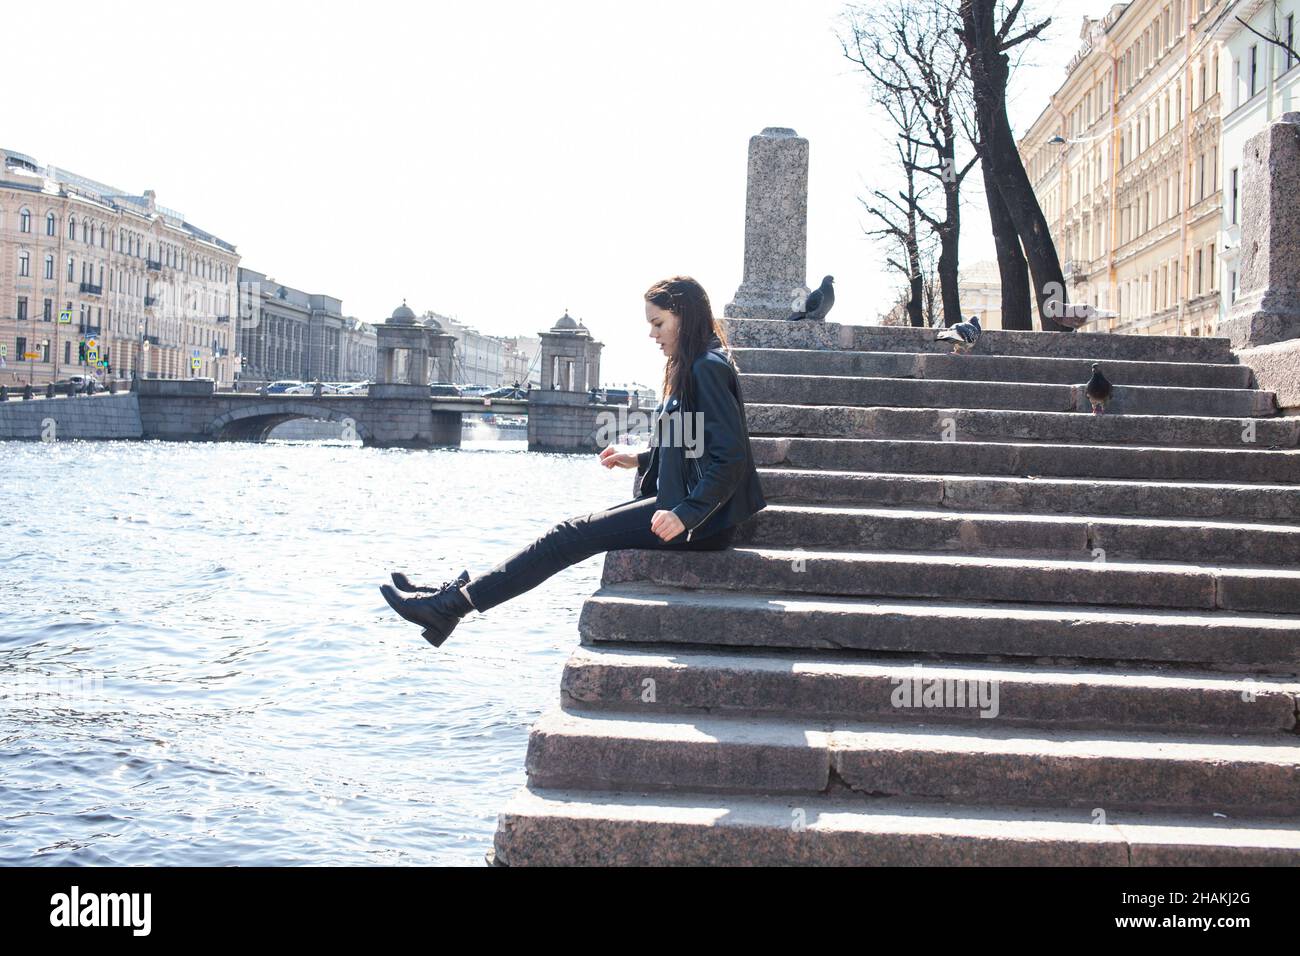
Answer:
[
  {"left": 730, "top": 347, "right": 1256, "bottom": 389},
  {"left": 756, "top": 468, "right": 1300, "bottom": 524},
  {"left": 722, "top": 318, "right": 1239, "bottom": 364},
  {"left": 738, "top": 374, "right": 1278, "bottom": 417},
  {"left": 560, "top": 644, "right": 1300, "bottom": 735},
  {"left": 522, "top": 706, "right": 1300, "bottom": 816},
  {"left": 493, "top": 785, "right": 1300, "bottom": 866},
  {"left": 733, "top": 503, "right": 1300, "bottom": 566},
  {"left": 751, "top": 435, "right": 1300, "bottom": 483},
  {"left": 578, "top": 582, "right": 1300, "bottom": 669},
  {"left": 598, "top": 547, "right": 1300, "bottom": 615},
  {"left": 746, "top": 404, "right": 1300, "bottom": 448}
]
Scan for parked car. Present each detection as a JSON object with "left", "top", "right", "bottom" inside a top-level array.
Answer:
[
  {"left": 265, "top": 380, "right": 303, "bottom": 394},
  {"left": 337, "top": 381, "right": 370, "bottom": 395},
  {"left": 429, "top": 382, "right": 461, "bottom": 397},
  {"left": 53, "top": 374, "right": 97, "bottom": 395},
  {"left": 481, "top": 385, "right": 523, "bottom": 399}
]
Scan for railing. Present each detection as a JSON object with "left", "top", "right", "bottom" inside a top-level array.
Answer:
[
  {"left": 143, "top": 334, "right": 160, "bottom": 345},
  {"left": 78, "top": 323, "right": 101, "bottom": 335},
  {"left": 144, "top": 296, "right": 158, "bottom": 307},
  {"left": 79, "top": 282, "right": 102, "bottom": 295},
  {"left": 146, "top": 259, "right": 162, "bottom": 271},
  {"left": 216, "top": 315, "right": 230, "bottom": 323}
]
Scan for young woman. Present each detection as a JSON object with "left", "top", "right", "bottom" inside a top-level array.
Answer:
[{"left": 379, "top": 275, "right": 767, "bottom": 647}]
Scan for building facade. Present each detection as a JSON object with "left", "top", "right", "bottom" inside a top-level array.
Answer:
[
  {"left": 237, "top": 267, "right": 375, "bottom": 383},
  {"left": 1019, "top": 0, "right": 1229, "bottom": 336},
  {"left": 1, "top": 147, "right": 239, "bottom": 387},
  {"left": 1215, "top": 0, "right": 1300, "bottom": 317}
]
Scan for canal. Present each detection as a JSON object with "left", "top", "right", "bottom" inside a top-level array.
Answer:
[{"left": 0, "top": 425, "right": 635, "bottom": 864}]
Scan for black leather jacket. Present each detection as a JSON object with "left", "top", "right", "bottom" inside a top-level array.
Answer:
[{"left": 634, "top": 334, "right": 767, "bottom": 542}]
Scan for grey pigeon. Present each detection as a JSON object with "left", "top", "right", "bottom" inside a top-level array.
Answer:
[
  {"left": 789, "top": 275, "right": 835, "bottom": 321},
  {"left": 935, "top": 315, "right": 981, "bottom": 355},
  {"left": 1085, "top": 362, "right": 1113, "bottom": 414}
]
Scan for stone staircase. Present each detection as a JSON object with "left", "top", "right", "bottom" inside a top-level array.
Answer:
[{"left": 491, "top": 319, "right": 1300, "bottom": 866}]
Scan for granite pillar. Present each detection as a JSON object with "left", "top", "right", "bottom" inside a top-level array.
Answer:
[
  {"left": 1220, "top": 112, "right": 1300, "bottom": 347},
  {"left": 724, "top": 127, "right": 811, "bottom": 321}
]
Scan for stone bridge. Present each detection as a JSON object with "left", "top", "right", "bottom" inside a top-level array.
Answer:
[
  {"left": 133, "top": 377, "right": 635, "bottom": 450},
  {"left": 135, "top": 378, "right": 532, "bottom": 448}
]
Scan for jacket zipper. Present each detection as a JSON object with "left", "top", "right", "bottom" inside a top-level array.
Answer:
[
  {"left": 684, "top": 451, "right": 723, "bottom": 541},
  {"left": 686, "top": 497, "right": 725, "bottom": 541}
]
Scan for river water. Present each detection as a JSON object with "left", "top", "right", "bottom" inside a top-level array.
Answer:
[{"left": 0, "top": 424, "right": 637, "bottom": 865}]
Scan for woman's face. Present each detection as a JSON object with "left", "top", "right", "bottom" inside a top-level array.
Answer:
[{"left": 646, "top": 301, "right": 681, "bottom": 359}]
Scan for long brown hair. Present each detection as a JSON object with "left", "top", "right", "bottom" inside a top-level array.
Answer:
[{"left": 644, "top": 275, "right": 735, "bottom": 408}]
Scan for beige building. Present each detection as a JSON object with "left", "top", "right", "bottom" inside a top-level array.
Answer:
[
  {"left": 0, "top": 147, "right": 240, "bottom": 387},
  {"left": 1019, "top": 0, "right": 1228, "bottom": 336}
]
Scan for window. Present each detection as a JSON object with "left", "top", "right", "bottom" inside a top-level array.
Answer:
[
  {"left": 18, "top": 252, "right": 29, "bottom": 277},
  {"left": 43, "top": 298, "right": 52, "bottom": 322},
  {"left": 18, "top": 208, "right": 31, "bottom": 233},
  {"left": 16, "top": 336, "right": 25, "bottom": 362},
  {"left": 17, "top": 297, "right": 28, "bottom": 321},
  {"left": 1288, "top": 16, "right": 1296, "bottom": 72},
  {"left": 1195, "top": 249, "right": 1203, "bottom": 295},
  {"left": 68, "top": 217, "right": 76, "bottom": 240},
  {"left": 1209, "top": 244, "right": 1216, "bottom": 290},
  {"left": 44, "top": 254, "right": 53, "bottom": 279},
  {"left": 1249, "top": 45, "right": 1258, "bottom": 96},
  {"left": 67, "top": 257, "right": 74, "bottom": 282}
]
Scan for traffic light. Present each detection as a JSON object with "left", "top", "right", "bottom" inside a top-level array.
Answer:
[{"left": 78, "top": 341, "right": 86, "bottom": 363}]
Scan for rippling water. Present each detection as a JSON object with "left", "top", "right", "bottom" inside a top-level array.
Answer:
[{"left": 0, "top": 424, "right": 634, "bottom": 865}]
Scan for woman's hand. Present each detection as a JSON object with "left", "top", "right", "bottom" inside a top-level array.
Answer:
[
  {"left": 598, "top": 444, "right": 641, "bottom": 470},
  {"left": 650, "top": 510, "right": 685, "bottom": 541}
]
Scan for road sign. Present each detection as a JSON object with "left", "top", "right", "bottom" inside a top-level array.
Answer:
[
  {"left": 58, "top": 310, "right": 71, "bottom": 324},
  {"left": 86, "top": 338, "right": 97, "bottom": 351},
  {"left": 192, "top": 349, "right": 200, "bottom": 357},
  {"left": 24, "top": 352, "right": 40, "bottom": 359},
  {"left": 191, "top": 357, "right": 201, "bottom": 370},
  {"left": 0, "top": 344, "right": 6, "bottom": 356}
]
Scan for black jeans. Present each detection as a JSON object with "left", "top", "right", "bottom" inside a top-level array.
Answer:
[{"left": 462, "top": 494, "right": 736, "bottom": 614}]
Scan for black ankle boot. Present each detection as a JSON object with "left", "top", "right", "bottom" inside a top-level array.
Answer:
[
  {"left": 392, "top": 568, "right": 470, "bottom": 599},
  {"left": 379, "top": 573, "right": 474, "bottom": 647}
]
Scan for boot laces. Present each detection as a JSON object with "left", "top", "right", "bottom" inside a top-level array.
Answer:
[{"left": 414, "top": 578, "right": 462, "bottom": 599}]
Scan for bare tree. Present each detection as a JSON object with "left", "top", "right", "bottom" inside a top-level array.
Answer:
[
  {"left": 841, "top": 1, "right": 977, "bottom": 326},
  {"left": 957, "top": 0, "right": 1072, "bottom": 332},
  {"left": 858, "top": 81, "right": 937, "bottom": 327}
]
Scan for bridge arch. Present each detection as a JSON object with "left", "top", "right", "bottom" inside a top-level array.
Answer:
[{"left": 207, "top": 401, "right": 376, "bottom": 444}]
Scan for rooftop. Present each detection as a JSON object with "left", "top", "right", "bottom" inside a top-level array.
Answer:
[{"left": 1, "top": 147, "right": 238, "bottom": 254}]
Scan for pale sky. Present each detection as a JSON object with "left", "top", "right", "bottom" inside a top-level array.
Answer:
[{"left": 5, "top": 0, "right": 1101, "bottom": 385}]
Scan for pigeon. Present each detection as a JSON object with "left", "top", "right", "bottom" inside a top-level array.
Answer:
[
  {"left": 1084, "top": 362, "right": 1113, "bottom": 414},
  {"left": 788, "top": 275, "right": 835, "bottom": 321},
  {"left": 935, "top": 315, "right": 981, "bottom": 355},
  {"left": 1054, "top": 302, "right": 1117, "bottom": 330}
]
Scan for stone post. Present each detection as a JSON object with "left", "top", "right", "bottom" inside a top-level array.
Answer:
[
  {"left": 1219, "top": 112, "right": 1300, "bottom": 347},
  {"left": 724, "top": 127, "right": 811, "bottom": 321}
]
